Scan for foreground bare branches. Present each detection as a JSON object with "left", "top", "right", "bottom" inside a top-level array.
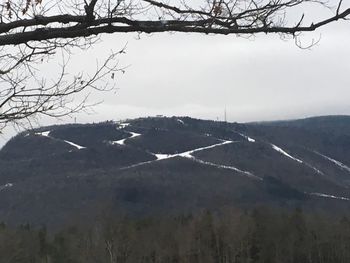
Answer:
[
  {"left": 0, "top": 47, "right": 124, "bottom": 128},
  {"left": 0, "top": 0, "right": 349, "bottom": 128},
  {"left": 1, "top": 0, "right": 349, "bottom": 44}
]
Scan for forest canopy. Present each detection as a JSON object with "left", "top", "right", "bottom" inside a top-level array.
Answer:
[{"left": 1, "top": 207, "right": 350, "bottom": 263}]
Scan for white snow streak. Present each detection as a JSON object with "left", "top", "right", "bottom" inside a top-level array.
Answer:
[
  {"left": 307, "top": 165, "right": 324, "bottom": 175},
  {"left": 64, "top": 140, "right": 86, "bottom": 150},
  {"left": 247, "top": 137, "right": 255, "bottom": 143},
  {"left": 130, "top": 132, "right": 141, "bottom": 138},
  {"left": 121, "top": 141, "right": 233, "bottom": 169},
  {"left": 119, "top": 159, "right": 156, "bottom": 170},
  {"left": 193, "top": 158, "right": 262, "bottom": 180},
  {"left": 112, "top": 132, "right": 141, "bottom": 145},
  {"left": 36, "top": 131, "right": 50, "bottom": 137},
  {"left": 177, "top": 119, "right": 185, "bottom": 125},
  {"left": 0, "top": 183, "right": 13, "bottom": 192},
  {"left": 176, "top": 140, "right": 233, "bottom": 158},
  {"left": 35, "top": 130, "right": 86, "bottom": 150},
  {"left": 159, "top": 139, "right": 235, "bottom": 160},
  {"left": 313, "top": 151, "right": 350, "bottom": 173},
  {"left": 113, "top": 138, "right": 127, "bottom": 145},
  {"left": 155, "top": 154, "right": 172, "bottom": 160},
  {"left": 271, "top": 144, "right": 323, "bottom": 175},
  {"left": 239, "top": 133, "right": 256, "bottom": 142},
  {"left": 271, "top": 144, "right": 303, "bottom": 163},
  {"left": 120, "top": 140, "right": 260, "bottom": 180},
  {"left": 118, "top": 123, "right": 130, "bottom": 128},
  {"left": 310, "top": 192, "right": 350, "bottom": 201}
]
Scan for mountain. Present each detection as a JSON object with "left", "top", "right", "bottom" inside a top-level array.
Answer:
[{"left": 1, "top": 116, "right": 350, "bottom": 228}]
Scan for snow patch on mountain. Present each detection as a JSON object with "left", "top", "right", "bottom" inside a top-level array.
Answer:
[
  {"left": 306, "top": 165, "right": 324, "bottom": 175},
  {"left": 121, "top": 141, "right": 233, "bottom": 169},
  {"left": 154, "top": 140, "right": 234, "bottom": 162},
  {"left": 119, "top": 159, "right": 155, "bottom": 170},
  {"left": 64, "top": 140, "right": 86, "bottom": 150},
  {"left": 112, "top": 132, "right": 141, "bottom": 145},
  {"left": 310, "top": 192, "right": 350, "bottom": 201},
  {"left": 36, "top": 131, "right": 51, "bottom": 137},
  {"left": 177, "top": 119, "right": 185, "bottom": 125},
  {"left": 313, "top": 151, "right": 350, "bottom": 173},
  {"left": 0, "top": 183, "right": 13, "bottom": 192},
  {"left": 129, "top": 132, "right": 141, "bottom": 138},
  {"left": 239, "top": 133, "right": 256, "bottom": 143},
  {"left": 113, "top": 138, "right": 127, "bottom": 145},
  {"left": 120, "top": 140, "right": 259, "bottom": 180},
  {"left": 193, "top": 158, "right": 262, "bottom": 180},
  {"left": 36, "top": 130, "right": 86, "bottom": 150},
  {"left": 117, "top": 122, "right": 130, "bottom": 129},
  {"left": 177, "top": 140, "right": 233, "bottom": 158},
  {"left": 271, "top": 144, "right": 303, "bottom": 163},
  {"left": 271, "top": 144, "right": 324, "bottom": 175},
  {"left": 155, "top": 154, "right": 172, "bottom": 160}
]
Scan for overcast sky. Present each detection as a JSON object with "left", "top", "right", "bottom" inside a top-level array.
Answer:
[
  {"left": 74, "top": 18, "right": 350, "bottom": 123},
  {"left": 1, "top": 4, "right": 350, "bottom": 145}
]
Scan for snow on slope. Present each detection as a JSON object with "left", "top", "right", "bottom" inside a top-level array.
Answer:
[
  {"left": 117, "top": 122, "right": 130, "bottom": 129},
  {"left": 112, "top": 132, "right": 141, "bottom": 145},
  {"left": 122, "top": 140, "right": 234, "bottom": 167},
  {"left": 155, "top": 154, "right": 172, "bottom": 160},
  {"left": 112, "top": 138, "right": 127, "bottom": 146},
  {"left": 310, "top": 192, "right": 350, "bottom": 201},
  {"left": 120, "top": 140, "right": 260, "bottom": 180},
  {"left": 193, "top": 158, "right": 262, "bottom": 180},
  {"left": 129, "top": 132, "right": 141, "bottom": 139},
  {"left": 153, "top": 140, "right": 234, "bottom": 161},
  {"left": 36, "top": 131, "right": 51, "bottom": 137},
  {"left": 0, "top": 183, "right": 13, "bottom": 192},
  {"left": 177, "top": 119, "right": 185, "bottom": 125},
  {"left": 64, "top": 140, "right": 86, "bottom": 150},
  {"left": 271, "top": 144, "right": 303, "bottom": 163},
  {"left": 239, "top": 133, "right": 256, "bottom": 142},
  {"left": 271, "top": 143, "right": 323, "bottom": 175},
  {"left": 36, "top": 130, "right": 86, "bottom": 150},
  {"left": 177, "top": 140, "right": 233, "bottom": 159},
  {"left": 236, "top": 131, "right": 323, "bottom": 176},
  {"left": 313, "top": 151, "right": 350, "bottom": 173}
]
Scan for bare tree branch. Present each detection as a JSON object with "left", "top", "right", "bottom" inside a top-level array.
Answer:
[{"left": 0, "top": 0, "right": 349, "bottom": 130}]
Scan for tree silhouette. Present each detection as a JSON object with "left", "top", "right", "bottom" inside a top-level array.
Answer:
[{"left": 0, "top": 0, "right": 349, "bottom": 128}]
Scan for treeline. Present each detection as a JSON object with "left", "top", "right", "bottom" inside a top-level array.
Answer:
[{"left": 1, "top": 207, "right": 350, "bottom": 263}]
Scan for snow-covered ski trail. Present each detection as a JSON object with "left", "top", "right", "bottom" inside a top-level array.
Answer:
[
  {"left": 270, "top": 143, "right": 323, "bottom": 175},
  {"left": 313, "top": 151, "right": 350, "bottom": 173},
  {"left": 120, "top": 140, "right": 260, "bottom": 180},
  {"left": 111, "top": 132, "right": 141, "bottom": 145},
  {"left": 309, "top": 192, "right": 350, "bottom": 201},
  {"left": 35, "top": 130, "right": 86, "bottom": 150}
]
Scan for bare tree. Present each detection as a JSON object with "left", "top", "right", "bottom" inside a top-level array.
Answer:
[{"left": 0, "top": 0, "right": 349, "bottom": 129}]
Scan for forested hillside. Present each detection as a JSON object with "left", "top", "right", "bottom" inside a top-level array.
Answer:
[
  {"left": 1, "top": 116, "right": 350, "bottom": 228},
  {"left": 1, "top": 207, "right": 350, "bottom": 263}
]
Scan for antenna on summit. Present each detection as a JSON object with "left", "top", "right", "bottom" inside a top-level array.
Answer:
[{"left": 224, "top": 107, "right": 227, "bottom": 123}]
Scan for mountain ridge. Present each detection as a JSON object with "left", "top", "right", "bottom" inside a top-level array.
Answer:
[{"left": 1, "top": 115, "right": 350, "bottom": 228}]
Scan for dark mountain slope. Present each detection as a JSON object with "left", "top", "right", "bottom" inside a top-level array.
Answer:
[
  {"left": 193, "top": 141, "right": 349, "bottom": 197},
  {"left": 1, "top": 116, "right": 350, "bottom": 228},
  {"left": 244, "top": 116, "right": 350, "bottom": 166}
]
